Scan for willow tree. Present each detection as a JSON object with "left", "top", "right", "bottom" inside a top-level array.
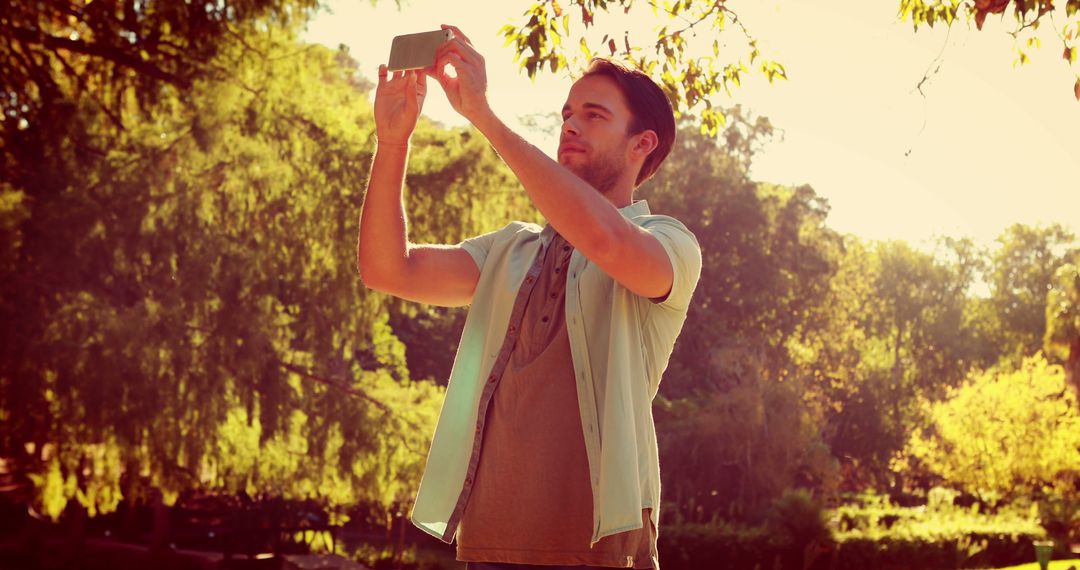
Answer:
[{"left": 0, "top": 2, "right": 536, "bottom": 534}]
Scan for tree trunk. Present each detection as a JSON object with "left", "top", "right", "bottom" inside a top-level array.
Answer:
[
  {"left": 150, "top": 491, "right": 170, "bottom": 553},
  {"left": 891, "top": 322, "right": 906, "bottom": 494},
  {"left": 65, "top": 501, "right": 86, "bottom": 565},
  {"left": 1067, "top": 335, "right": 1080, "bottom": 403},
  {"left": 395, "top": 509, "right": 407, "bottom": 569},
  {"left": 121, "top": 461, "right": 140, "bottom": 541}
]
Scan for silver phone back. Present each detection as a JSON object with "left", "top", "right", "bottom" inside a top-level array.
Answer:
[{"left": 387, "top": 29, "right": 453, "bottom": 71}]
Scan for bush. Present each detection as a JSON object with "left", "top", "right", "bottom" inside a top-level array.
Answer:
[
  {"left": 902, "top": 356, "right": 1080, "bottom": 504},
  {"left": 766, "top": 489, "right": 831, "bottom": 569},
  {"left": 656, "top": 491, "right": 1046, "bottom": 570},
  {"left": 657, "top": 520, "right": 777, "bottom": 570},
  {"left": 830, "top": 492, "right": 1045, "bottom": 569}
]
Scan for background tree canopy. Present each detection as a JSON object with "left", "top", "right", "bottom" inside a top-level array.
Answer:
[{"left": 0, "top": 0, "right": 535, "bottom": 528}]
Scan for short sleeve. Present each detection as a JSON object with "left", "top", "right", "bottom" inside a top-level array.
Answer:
[
  {"left": 457, "top": 222, "right": 528, "bottom": 272},
  {"left": 644, "top": 217, "right": 702, "bottom": 312}
]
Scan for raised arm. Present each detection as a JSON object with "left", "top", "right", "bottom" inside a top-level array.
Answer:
[
  {"left": 430, "top": 26, "right": 674, "bottom": 301},
  {"left": 358, "top": 65, "right": 480, "bottom": 307}
]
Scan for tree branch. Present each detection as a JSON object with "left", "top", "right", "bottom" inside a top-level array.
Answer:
[
  {"left": 276, "top": 360, "right": 428, "bottom": 455},
  {"left": 278, "top": 361, "right": 394, "bottom": 417},
  {"left": 53, "top": 48, "right": 126, "bottom": 131},
  {"left": 8, "top": 24, "right": 191, "bottom": 88}
]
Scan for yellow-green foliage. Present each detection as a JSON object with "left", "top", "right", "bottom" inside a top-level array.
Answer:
[
  {"left": 832, "top": 489, "right": 1045, "bottom": 543},
  {"left": 829, "top": 490, "right": 1046, "bottom": 570},
  {"left": 3, "top": 15, "right": 519, "bottom": 526},
  {"left": 903, "top": 356, "right": 1080, "bottom": 502}
]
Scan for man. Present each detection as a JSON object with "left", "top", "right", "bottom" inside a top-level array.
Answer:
[{"left": 358, "top": 24, "right": 701, "bottom": 570}]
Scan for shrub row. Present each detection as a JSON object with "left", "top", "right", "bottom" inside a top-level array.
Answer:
[{"left": 656, "top": 510, "right": 1044, "bottom": 570}]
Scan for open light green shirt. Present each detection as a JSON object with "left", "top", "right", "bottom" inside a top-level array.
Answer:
[{"left": 410, "top": 199, "right": 702, "bottom": 549}]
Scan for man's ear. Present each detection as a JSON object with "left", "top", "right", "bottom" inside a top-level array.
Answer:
[{"left": 632, "top": 130, "right": 659, "bottom": 158}]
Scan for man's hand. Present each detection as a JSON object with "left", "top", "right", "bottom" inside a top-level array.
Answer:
[
  {"left": 374, "top": 65, "right": 427, "bottom": 146},
  {"left": 431, "top": 25, "right": 493, "bottom": 126}
]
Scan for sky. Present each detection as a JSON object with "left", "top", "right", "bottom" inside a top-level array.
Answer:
[{"left": 303, "top": 0, "right": 1080, "bottom": 250}]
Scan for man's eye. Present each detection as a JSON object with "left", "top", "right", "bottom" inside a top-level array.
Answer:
[{"left": 589, "top": 113, "right": 602, "bottom": 119}]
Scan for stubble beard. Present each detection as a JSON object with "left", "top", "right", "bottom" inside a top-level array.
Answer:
[{"left": 566, "top": 144, "right": 628, "bottom": 197}]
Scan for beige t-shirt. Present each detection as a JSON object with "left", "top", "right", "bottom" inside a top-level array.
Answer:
[{"left": 456, "top": 233, "right": 655, "bottom": 568}]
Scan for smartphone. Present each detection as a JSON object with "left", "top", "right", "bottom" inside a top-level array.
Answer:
[{"left": 387, "top": 29, "right": 454, "bottom": 72}]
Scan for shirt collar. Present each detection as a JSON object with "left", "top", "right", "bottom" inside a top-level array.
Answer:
[{"left": 620, "top": 199, "right": 651, "bottom": 217}]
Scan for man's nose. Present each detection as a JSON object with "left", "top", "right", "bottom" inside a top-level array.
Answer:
[{"left": 561, "top": 117, "right": 579, "bottom": 137}]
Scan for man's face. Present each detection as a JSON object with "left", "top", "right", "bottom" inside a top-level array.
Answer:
[{"left": 558, "top": 75, "right": 637, "bottom": 195}]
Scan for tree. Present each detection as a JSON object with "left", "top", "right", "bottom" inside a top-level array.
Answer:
[
  {"left": 0, "top": 0, "right": 320, "bottom": 130},
  {"left": 499, "top": 0, "right": 1079, "bottom": 141},
  {"left": 503, "top": 0, "right": 787, "bottom": 135},
  {"left": 987, "top": 224, "right": 1078, "bottom": 365},
  {"left": 790, "top": 236, "right": 986, "bottom": 489},
  {"left": 640, "top": 114, "right": 842, "bottom": 522},
  {"left": 900, "top": 0, "right": 1080, "bottom": 99},
  {"left": 0, "top": 15, "right": 533, "bottom": 534},
  {"left": 641, "top": 110, "right": 842, "bottom": 400},
  {"left": 902, "top": 355, "right": 1080, "bottom": 504},
  {"left": 1045, "top": 259, "right": 1080, "bottom": 398},
  {"left": 655, "top": 353, "right": 838, "bottom": 523}
]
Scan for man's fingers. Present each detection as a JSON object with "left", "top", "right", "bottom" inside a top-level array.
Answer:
[
  {"left": 414, "top": 70, "right": 427, "bottom": 94},
  {"left": 431, "top": 61, "right": 457, "bottom": 91},
  {"left": 378, "top": 64, "right": 389, "bottom": 86},
  {"left": 440, "top": 24, "right": 472, "bottom": 46},
  {"left": 437, "top": 40, "right": 479, "bottom": 68},
  {"left": 404, "top": 73, "right": 418, "bottom": 113},
  {"left": 436, "top": 53, "right": 468, "bottom": 79},
  {"left": 407, "top": 70, "right": 427, "bottom": 92},
  {"left": 449, "top": 38, "right": 480, "bottom": 59}
]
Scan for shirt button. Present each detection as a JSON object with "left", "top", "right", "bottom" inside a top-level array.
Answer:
[{"left": 541, "top": 316, "right": 549, "bottom": 323}]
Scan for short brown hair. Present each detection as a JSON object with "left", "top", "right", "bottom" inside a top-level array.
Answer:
[{"left": 581, "top": 58, "right": 676, "bottom": 186}]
